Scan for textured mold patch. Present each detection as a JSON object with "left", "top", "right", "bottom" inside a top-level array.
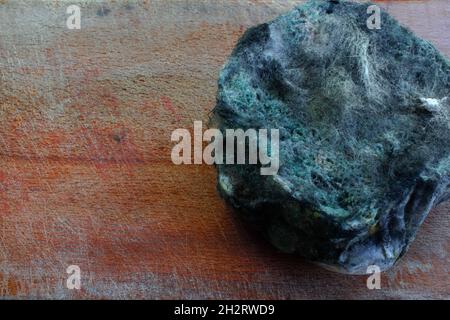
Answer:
[{"left": 213, "top": 0, "right": 450, "bottom": 274}]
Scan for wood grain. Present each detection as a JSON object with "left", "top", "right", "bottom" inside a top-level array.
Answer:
[{"left": 0, "top": 0, "right": 448, "bottom": 299}]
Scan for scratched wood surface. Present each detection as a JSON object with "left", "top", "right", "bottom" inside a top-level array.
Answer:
[{"left": 0, "top": 0, "right": 448, "bottom": 299}]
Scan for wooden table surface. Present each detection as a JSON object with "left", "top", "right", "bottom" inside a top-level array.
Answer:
[{"left": 0, "top": 0, "right": 448, "bottom": 299}]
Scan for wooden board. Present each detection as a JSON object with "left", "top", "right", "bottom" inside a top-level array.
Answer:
[{"left": 0, "top": 0, "right": 448, "bottom": 299}]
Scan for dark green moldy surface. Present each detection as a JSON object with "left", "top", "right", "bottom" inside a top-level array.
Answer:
[{"left": 213, "top": 0, "right": 450, "bottom": 274}]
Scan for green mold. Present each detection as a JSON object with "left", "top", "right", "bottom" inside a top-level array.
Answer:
[{"left": 213, "top": 0, "right": 450, "bottom": 273}]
